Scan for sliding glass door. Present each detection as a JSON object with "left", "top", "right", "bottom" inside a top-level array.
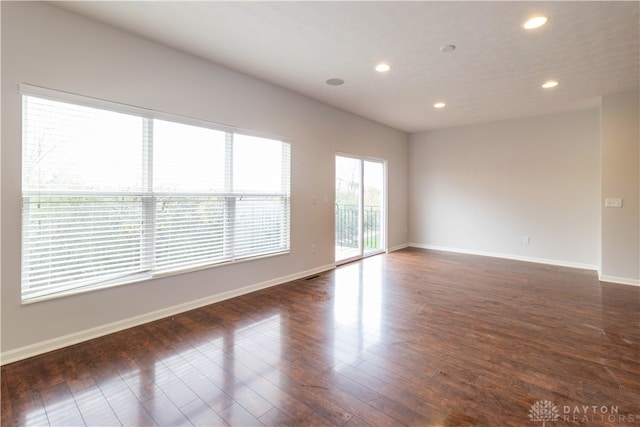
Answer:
[{"left": 335, "top": 154, "right": 385, "bottom": 263}]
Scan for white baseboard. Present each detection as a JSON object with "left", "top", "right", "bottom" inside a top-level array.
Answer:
[
  {"left": 387, "top": 243, "right": 409, "bottom": 253},
  {"left": 1, "top": 263, "right": 336, "bottom": 366},
  {"left": 408, "top": 243, "right": 599, "bottom": 272},
  {"left": 411, "top": 244, "right": 640, "bottom": 287},
  {"left": 599, "top": 274, "right": 640, "bottom": 287}
]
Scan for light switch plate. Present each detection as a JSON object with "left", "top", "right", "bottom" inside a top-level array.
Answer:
[{"left": 604, "top": 198, "right": 623, "bottom": 208}]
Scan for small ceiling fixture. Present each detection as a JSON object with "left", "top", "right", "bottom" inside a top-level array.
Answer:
[
  {"left": 440, "top": 44, "right": 456, "bottom": 53},
  {"left": 523, "top": 16, "right": 548, "bottom": 29},
  {"left": 375, "top": 63, "right": 391, "bottom": 73},
  {"left": 542, "top": 80, "right": 558, "bottom": 89},
  {"left": 434, "top": 102, "right": 446, "bottom": 109},
  {"left": 326, "top": 78, "right": 345, "bottom": 86}
]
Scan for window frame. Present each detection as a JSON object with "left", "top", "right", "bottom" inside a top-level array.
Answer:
[{"left": 20, "top": 84, "right": 291, "bottom": 304}]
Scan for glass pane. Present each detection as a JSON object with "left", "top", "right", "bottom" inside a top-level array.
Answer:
[
  {"left": 363, "top": 160, "right": 384, "bottom": 254},
  {"left": 22, "top": 96, "right": 144, "bottom": 192},
  {"left": 233, "top": 134, "right": 287, "bottom": 193},
  {"left": 153, "top": 120, "right": 227, "bottom": 193},
  {"left": 22, "top": 195, "right": 145, "bottom": 298},
  {"left": 154, "top": 196, "right": 227, "bottom": 271},
  {"left": 335, "top": 156, "right": 362, "bottom": 261},
  {"left": 234, "top": 195, "right": 290, "bottom": 258}
]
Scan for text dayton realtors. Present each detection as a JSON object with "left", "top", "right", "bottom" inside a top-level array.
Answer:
[{"left": 562, "top": 405, "right": 639, "bottom": 424}]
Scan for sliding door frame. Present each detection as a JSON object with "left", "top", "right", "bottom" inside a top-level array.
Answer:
[{"left": 335, "top": 152, "right": 387, "bottom": 265}]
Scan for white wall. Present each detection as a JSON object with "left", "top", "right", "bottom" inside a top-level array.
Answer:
[
  {"left": 600, "top": 90, "right": 640, "bottom": 284},
  {"left": 0, "top": 2, "right": 409, "bottom": 361},
  {"left": 409, "top": 108, "right": 601, "bottom": 269}
]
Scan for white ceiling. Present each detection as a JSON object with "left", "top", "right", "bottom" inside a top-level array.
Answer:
[{"left": 55, "top": 1, "right": 639, "bottom": 134}]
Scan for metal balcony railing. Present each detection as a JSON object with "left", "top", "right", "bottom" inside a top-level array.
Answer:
[{"left": 335, "top": 204, "right": 381, "bottom": 250}]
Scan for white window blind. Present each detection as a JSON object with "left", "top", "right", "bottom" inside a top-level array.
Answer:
[{"left": 21, "top": 87, "right": 290, "bottom": 302}]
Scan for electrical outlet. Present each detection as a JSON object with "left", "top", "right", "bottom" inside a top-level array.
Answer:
[
  {"left": 311, "top": 244, "right": 317, "bottom": 254},
  {"left": 523, "top": 236, "right": 530, "bottom": 245}
]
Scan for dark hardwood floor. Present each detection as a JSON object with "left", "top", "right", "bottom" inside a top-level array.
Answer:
[{"left": 2, "top": 248, "right": 639, "bottom": 426}]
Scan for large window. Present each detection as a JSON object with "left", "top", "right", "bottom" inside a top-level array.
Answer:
[{"left": 21, "top": 86, "right": 290, "bottom": 302}]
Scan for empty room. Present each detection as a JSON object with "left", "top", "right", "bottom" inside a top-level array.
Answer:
[{"left": 1, "top": 1, "right": 639, "bottom": 426}]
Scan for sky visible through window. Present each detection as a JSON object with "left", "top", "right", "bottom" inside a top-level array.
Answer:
[
  {"left": 24, "top": 96, "right": 288, "bottom": 195},
  {"left": 23, "top": 97, "right": 143, "bottom": 192}
]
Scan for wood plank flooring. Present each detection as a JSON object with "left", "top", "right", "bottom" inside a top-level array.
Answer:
[{"left": 2, "top": 248, "right": 639, "bottom": 426}]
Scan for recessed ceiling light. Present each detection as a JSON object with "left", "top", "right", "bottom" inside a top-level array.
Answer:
[
  {"left": 523, "top": 16, "right": 548, "bottom": 30},
  {"left": 542, "top": 80, "right": 558, "bottom": 89},
  {"left": 326, "top": 78, "right": 345, "bottom": 86},
  {"left": 434, "top": 102, "right": 446, "bottom": 109},
  {"left": 375, "top": 63, "right": 391, "bottom": 73}
]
